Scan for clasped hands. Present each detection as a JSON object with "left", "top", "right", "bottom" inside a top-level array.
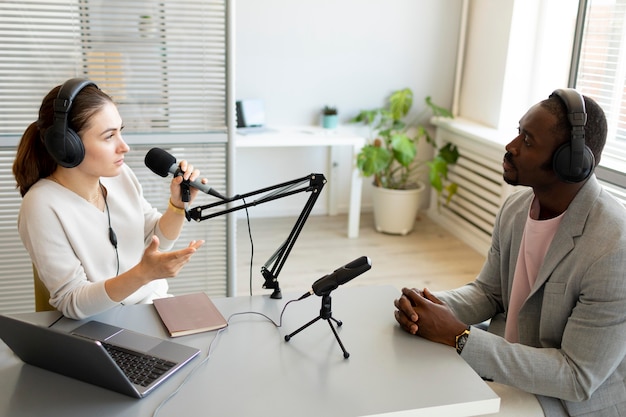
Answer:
[{"left": 394, "top": 287, "right": 467, "bottom": 348}]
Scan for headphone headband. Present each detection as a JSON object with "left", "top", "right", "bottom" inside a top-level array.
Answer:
[
  {"left": 549, "top": 88, "right": 594, "bottom": 183},
  {"left": 550, "top": 89, "right": 587, "bottom": 127}
]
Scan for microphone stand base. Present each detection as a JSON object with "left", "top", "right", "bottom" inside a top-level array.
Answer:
[{"left": 284, "top": 294, "right": 349, "bottom": 359}]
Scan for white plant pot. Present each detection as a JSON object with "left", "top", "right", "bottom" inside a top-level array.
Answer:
[{"left": 371, "top": 183, "right": 425, "bottom": 235}]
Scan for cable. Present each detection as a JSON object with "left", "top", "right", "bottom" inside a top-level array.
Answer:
[
  {"left": 152, "top": 325, "right": 227, "bottom": 417},
  {"left": 241, "top": 197, "right": 255, "bottom": 297},
  {"left": 227, "top": 298, "right": 299, "bottom": 328},
  {"left": 101, "top": 182, "right": 120, "bottom": 276},
  {"left": 151, "top": 296, "right": 301, "bottom": 416},
  {"left": 47, "top": 314, "right": 64, "bottom": 328}
]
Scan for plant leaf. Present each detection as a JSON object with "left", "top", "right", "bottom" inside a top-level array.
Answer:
[
  {"left": 390, "top": 134, "right": 416, "bottom": 167},
  {"left": 425, "top": 96, "right": 454, "bottom": 118},
  {"left": 444, "top": 183, "right": 458, "bottom": 205},
  {"left": 438, "top": 142, "right": 460, "bottom": 164},
  {"left": 428, "top": 164, "right": 443, "bottom": 192},
  {"left": 357, "top": 145, "right": 391, "bottom": 177},
  {"left": 430, "top": 156, "right": 449, "bottom": 179},
  {"left": 389, "top": 88, "right": 413, "bottom": 121}
]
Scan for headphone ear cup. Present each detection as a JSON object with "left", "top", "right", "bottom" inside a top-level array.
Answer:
[
  {"left": 44, "top": 78, "right": 96, "bottom": 168},
  {"left": 43, "top": 125, "right": 85, "bottom": 168},
  {"left": 553, "top": 142, "right": 595, "bottom": 183},
  {"left": 63, "top": 128, "right": 85, "bottom": 168}
]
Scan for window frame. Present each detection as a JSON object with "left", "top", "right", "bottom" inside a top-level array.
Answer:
[{"left": 571, "top": 0, "right": 626, "bottom": 190}]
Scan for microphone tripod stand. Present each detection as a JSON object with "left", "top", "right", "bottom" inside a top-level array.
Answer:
[{"left": 285, "top": 292, "right": 350, "bottom": 359}]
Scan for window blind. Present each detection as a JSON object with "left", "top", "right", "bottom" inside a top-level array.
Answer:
[
  {"left": 0, "top": 149, "right": 34, "bottom": 313},
  {"left": 574, "top": 0, "right": 626, "bottom": 186},
  {"left": 0, "top": 0, "right": 227, "bottom": 135}
]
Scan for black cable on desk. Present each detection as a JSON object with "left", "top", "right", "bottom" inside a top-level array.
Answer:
[
  {"left": 47, "top": 314, "right": 64, "bottom": 328},
  {"left": 227, "top": 297, "right": 299, "bottom": 328},
  {"left": 152, "top": 324, "right": 227, "bottom": 417}
]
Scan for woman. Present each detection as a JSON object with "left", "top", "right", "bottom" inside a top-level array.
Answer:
[{"left": 13, "top": 78, "right": 205, "bottom": 320}]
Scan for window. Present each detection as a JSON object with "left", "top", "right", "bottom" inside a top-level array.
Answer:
[{"left": 573, "top": 0, "right": 626, "bottom": 189}]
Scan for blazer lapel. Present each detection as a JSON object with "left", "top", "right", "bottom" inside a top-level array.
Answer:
[{"left": 530, "top": 176, "right": 602, "bottom": 295}]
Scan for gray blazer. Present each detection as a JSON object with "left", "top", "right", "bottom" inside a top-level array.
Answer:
[{"left": 437, "top": 176, "right": 626, "bottom": 416}]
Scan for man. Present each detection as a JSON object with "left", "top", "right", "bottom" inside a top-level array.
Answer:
[{"left": 394, "top": 89, "right": 626, "bottom": 416}]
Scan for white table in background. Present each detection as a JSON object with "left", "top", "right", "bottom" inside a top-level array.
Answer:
[{"left": 236, "top": 126, "right": 366, "bottom": 238}]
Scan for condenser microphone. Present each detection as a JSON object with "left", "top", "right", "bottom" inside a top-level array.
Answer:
[
  {"left": 144, "top": 147, "right": 226, "bottom": 200},
  {"left": 299, "top": 256, "right": 372, "bottom": 299}
]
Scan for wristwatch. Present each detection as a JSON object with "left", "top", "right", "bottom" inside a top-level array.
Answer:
[{"left": 455, "top": 326, "right": 471, "bottom": 354}]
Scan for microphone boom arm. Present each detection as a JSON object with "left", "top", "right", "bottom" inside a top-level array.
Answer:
[{"left": 187, "top": 173, "right": 327, "bottom": 299}]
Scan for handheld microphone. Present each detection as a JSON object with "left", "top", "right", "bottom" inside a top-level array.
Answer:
[
  {"left": 144, "top": 147, "right": 226, "bottom": 200},
  {"left": 299, "top": 256, "right": 372, "bottom": 299}
]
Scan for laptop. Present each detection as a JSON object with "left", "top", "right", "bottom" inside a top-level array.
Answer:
[
  {"left": 0, "top": 315, "right": 200, "bottom": 398},
  {"left": 236, "top": 98, "right": 276, "bottom": 135}
]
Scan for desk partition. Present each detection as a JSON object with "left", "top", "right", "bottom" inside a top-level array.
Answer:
[{"left": 0, "top": 285, "right": 499, "bottom": 417}]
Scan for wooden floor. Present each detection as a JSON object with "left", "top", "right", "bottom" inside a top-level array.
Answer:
[{"left": 236, "top": 212, "right": 486, "bottom": 298}]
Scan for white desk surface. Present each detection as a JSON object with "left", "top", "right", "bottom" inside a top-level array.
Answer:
[
  {"left": 0, "top": 285, "right": 499, "bottom": 417},
  {"left": 235, "top": 126, "right": 366, "bottom": 147}
]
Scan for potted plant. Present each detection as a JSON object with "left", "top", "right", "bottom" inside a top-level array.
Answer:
[
  {"left": 351, "top": 88, "right": 459, "bottom": 234},
  {"left": 322, "top": 105, "right": 338, "bottom": 129}
]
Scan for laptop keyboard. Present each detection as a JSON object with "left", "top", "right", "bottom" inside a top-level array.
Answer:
[{"left": 102, "top": 342, "right": 176, "bottom": 387}]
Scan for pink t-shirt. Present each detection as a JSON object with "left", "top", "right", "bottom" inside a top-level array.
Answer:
[{"left": 504, "top": 197, "right": 564, "bottom": 343}]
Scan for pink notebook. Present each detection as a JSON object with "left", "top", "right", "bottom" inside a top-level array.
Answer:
[{"left": 153, "top": 292, "right": 227, "bottom": 337}]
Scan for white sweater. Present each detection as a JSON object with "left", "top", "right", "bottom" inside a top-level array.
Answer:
[{"left": 18, "top": 164, "right": 175, "bottom": 319}]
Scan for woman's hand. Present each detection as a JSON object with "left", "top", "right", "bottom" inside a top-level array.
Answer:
[
  {"left": 104, "top": 236, "right": 205, "bottom": 303},
  {"left": 168, "top": 160, "right": 208, "bottom": 208},
  {"left": 138, "top": 236, "right": 205, "bottom": 281}
]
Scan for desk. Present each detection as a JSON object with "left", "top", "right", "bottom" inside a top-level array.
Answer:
[
  {"left": 236, "top": 127, "right": 365, "bottom": 238},
  {"left": 0, "top": 286, "right": 499, "bottom": 416}
]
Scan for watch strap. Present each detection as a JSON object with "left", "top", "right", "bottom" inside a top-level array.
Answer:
[{"left": 455, "top": 326, "right": 471, "bottom": 354}]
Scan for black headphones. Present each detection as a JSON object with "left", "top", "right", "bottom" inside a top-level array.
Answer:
[
  {"left": 44, "top": 78, "right": 98, "bottom": 168},
  {"left": 549, "top": 88, "right": 595, "bottom": 183}
]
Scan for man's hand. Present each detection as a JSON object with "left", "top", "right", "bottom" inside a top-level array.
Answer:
[
  {"left": 393, "top": 287, "right": 422, "bottom": 335},
  {"left": 394, "top": 287, "right": 467, "bottom": 347}
]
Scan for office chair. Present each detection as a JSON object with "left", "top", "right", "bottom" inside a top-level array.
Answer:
[{"left": 33, "top": 265, "right": 55, "bottom": 312}]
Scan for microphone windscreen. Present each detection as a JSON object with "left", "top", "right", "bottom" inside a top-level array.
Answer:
[{"left": 145, "top": 148, "right": 176, "bottom": 177}]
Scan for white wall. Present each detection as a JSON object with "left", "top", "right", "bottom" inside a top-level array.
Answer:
[{"left": 234, "top": 0, "right": 463, "bottom": 217}]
